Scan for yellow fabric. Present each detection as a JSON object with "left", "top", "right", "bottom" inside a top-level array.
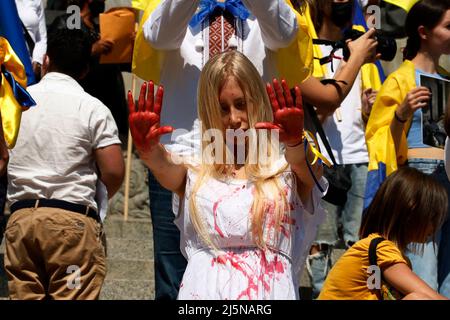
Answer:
[
  {"left": 318, "top": 233, "right": 409, "bottom": 300},
  {"left": 132, "top": 0, "right": 163, "bottom": 82},
  {"left": 383, "top": 0, "right": 420, "bottom": 12},
  {"left": 131, "top": 0, "right": 150, "bottom": 11},
  {"left": 365, "top": 60, "right": 416, "bottom": 175},
  {"left": 303, "top": 130, "right": 332, "bottom": 167},
  {"left": 276, "top": 1, "right": 313, "bottom": 85},
  {"left": 0, "top": 37, "right": 28, "bottom": 149},
  {"left": 132, "top": 0, "right": 314, "bottom": 84}
]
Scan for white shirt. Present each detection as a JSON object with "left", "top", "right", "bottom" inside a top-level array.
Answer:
[
  {"left": 7, "top": 72, "right": 121, "bottom": 209},
  {"left": 143, "top": 0, "right": 298, "bottom": 144},
  {"left": 317, "top": 46, "right": 369, "bottom": 165},
  {"left": 15, "top": 0, "right": 47, "bottom": 64},
  {"left": 175, "top": 158, "right": 327, "bottom": 299}
]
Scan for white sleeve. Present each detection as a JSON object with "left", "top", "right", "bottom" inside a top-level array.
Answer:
[
  {"left": 89, "top": 102, "right": 122, "bottom": 149},
  {"left": 32, "top": 0, "right": 47, "bottom": 65},
  {"left": 241, "top": 0, "right": 298, "bottom": 51},
  {"left": 143, "top": 0, "right": 201, "bottom": 50}
]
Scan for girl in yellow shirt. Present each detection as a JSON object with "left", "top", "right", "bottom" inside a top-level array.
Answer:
[{"left": 319, "top": 167, "right": 448, "bottom": 300}]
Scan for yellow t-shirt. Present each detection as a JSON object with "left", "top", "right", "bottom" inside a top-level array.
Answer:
[{"left": 318, "top": 233, "right": 410, "bottom": 300}]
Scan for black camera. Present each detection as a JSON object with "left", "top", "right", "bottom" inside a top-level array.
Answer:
[{"left": 341, "top": 29, "right": 397, "bottom": 61}]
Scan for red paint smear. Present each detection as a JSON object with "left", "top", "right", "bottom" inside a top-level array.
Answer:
[
  {"left": 212, "top": 186, "right": 242, "bottom": 238},
  {"left": 210, "top": 249, "right": 286, "bottom": 300}
]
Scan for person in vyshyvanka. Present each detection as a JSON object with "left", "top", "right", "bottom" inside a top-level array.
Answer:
[{"left": 138, "top": 0, "right": 379, "bottom": 300}]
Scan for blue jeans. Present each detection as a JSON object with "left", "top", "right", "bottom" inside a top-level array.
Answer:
[
  {"left": 307, "top": 163, "right": 368, "bottom": 298},
  {"left": 148, "top": 171, "right": 187, "bottom": 300},
  {"left": 406, "top": 158, "right": 450, "bottom": 297}
]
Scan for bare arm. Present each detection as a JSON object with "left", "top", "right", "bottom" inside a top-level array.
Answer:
[
  {"left": 137, "top": 143, "right": 187, "bottom": 196},
  {"left": 94, "top": 144, "right": 124, "bottom": 198},
  {"left": 390, "top": 87, "right": 431, "bottom": 154},
  {"left": 383, "top": 263, "right": 448, "bottom": 300},
  {"left": 256, "top": 80, "right": 322, "bottom": 208},
  {"left": 129, "top": 82, "right": 187, "bottom": 196},
  {"left": 302, "top": 29, "right": 379, "bottom": 115}
]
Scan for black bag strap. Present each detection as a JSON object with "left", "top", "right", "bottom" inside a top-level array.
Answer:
[
  {"left": 304, "top": 102, "right": 339, "bottom": 167},
  {"left": 369, "top": 237, "right": 386, "bottom": 266},
  {"left": 20, "top": 20, "right": 35, "bottom": 57},
  {"left": 369, "top": 236, "right": 386, "bottom": 300}
]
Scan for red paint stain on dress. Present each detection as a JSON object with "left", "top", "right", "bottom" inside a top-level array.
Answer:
[
  {"left": 212, "top": 186, "right": 243, "bottom": 238},
  {"left": 211, "top": 249, "right": 286, "bottom": 300}
]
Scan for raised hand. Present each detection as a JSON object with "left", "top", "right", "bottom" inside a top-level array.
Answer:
[
  {"left": 395, "top": 86, "right": 432, "bottom": 122},
  {"left": 255, "top": 79, "right": 304, "bottom": 146},
  {"left": 128, "top": 81, "right": 173, "bottom": 153}
]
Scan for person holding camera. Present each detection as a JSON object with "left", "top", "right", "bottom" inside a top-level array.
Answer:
[
  {"left": 366, "top": 0, "right": 450, "bottom": 297},
  {"left": 298, "top": 0, "right": 382, "bottom": 299}
]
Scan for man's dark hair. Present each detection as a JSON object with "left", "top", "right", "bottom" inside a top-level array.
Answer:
[{"left": 46, "top": 28, "right": 91, "bottom": 80}]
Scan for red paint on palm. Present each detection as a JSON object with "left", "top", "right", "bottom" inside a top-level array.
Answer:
[
  {"left": 255, "top": 79, "right": 304, "bottom": 146},
  {"left": 128, "top": 81, "right": 173, "bottom": 153}
]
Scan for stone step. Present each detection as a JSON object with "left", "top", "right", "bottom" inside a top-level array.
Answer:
[
  {"left": 105, "top": 258, "right": 154, "bottom": 281},
  {"left": 106, "top": 238, "right": 153, "bottom": 261},
  {"left": 100, "top": 279, "right": 154, "bottom": 300},
  {"left": 103, "top": 216, "right": 153, "bottom": 240}
]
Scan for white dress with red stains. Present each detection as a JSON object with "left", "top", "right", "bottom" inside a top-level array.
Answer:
[{"left": 175, "top": 159, "right": 327, "bottom": 300}]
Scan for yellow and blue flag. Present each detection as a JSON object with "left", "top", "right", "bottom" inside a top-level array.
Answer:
[
  {"left": 364, "top": 60, "right": 416, "bottom": 208},
  {"left": 0, "top": 37, "right": 36, "bottom": 149},
  {"left": 0, "top": 0, "right": 36, "bottom": 85}
]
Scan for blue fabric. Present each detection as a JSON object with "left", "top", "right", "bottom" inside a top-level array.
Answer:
[
  {"left": 2, "top": 68, "right": 36, "bottom": 108},
  {"left": 189, "top": 0, "right": 250, "bottom": 28},
  {"left": 0, "top": 0, "right": 36, "bottom": 85},
  {"left": 148, "top": 171, "right": 187, "bottom": 300},
  {"left": 407, "top": 70, "right": 446, "bottom": 148},
  {"left": 352, "top": 1, "right": 386, "bottom": 82},
  {"left": 363, "top": 162, "right": 386, "bottom": 209}
]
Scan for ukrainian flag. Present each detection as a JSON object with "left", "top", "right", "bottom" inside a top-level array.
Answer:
[
  {"left": 0, "top": 37, "right": 36, "bottom": 149},
  {"left": 131, "top": 0, "right": 314, "bottom": 85},
  {"left": 0, "top": 0, "right": 36, "bottom": 149},
  {"left": 0, "top": 0, "right": 36, "bottom": 85},
  {"left": 364, "top": 60, "right": 416, "bottom": 208}
]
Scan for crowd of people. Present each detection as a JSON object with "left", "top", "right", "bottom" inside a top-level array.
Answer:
[{"left": 0, "top": 0, "right": 449, "bottom": 300}]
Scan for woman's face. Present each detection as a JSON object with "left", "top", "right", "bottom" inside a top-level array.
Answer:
[
  {"left": 219, "top": 76, "right": 250, "bottom": 145},
  {"left": 425, "top": 9, "right": 450, "bottom": 56}
]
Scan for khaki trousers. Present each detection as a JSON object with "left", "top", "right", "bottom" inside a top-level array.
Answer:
[{"left": 4, "top": 207, "right": 106, "bottom": 300}]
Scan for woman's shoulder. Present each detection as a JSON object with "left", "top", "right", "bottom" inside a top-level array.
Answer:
[{"left": 353, "top": 234, "right": 407, "bottom": 267}]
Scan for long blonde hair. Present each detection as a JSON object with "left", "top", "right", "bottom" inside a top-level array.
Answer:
[{"left": 189, "top": 51, "right": 291, "bottom": 250}]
